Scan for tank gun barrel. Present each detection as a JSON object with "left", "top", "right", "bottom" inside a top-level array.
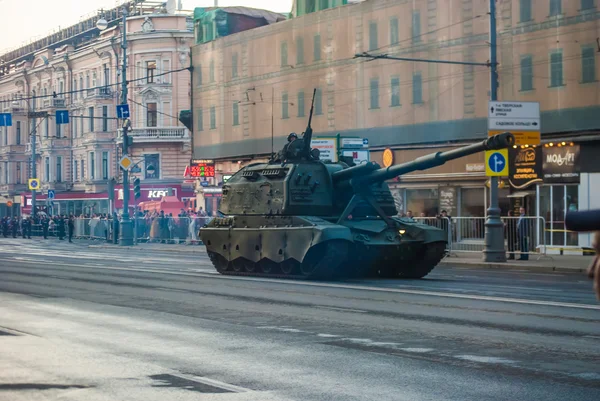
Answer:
[{"left": 341, "top": 132, "right": 514, "bottom": 187}]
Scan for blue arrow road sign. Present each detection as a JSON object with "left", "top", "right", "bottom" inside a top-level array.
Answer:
[
  {"left": 47, "top": 189, "right": 55, "bottom": 199},
  {"left": 0, "top": 113, "right": 12, "bottom": 127},
  {"left": 116, "top": 104, "right": 130, "bottom": 119},
  {"left": 488, "top": 152, "right": 506, "bottom": 174},
  {"left": 56, "top": 110, "right": 69, "bottom": 124}
]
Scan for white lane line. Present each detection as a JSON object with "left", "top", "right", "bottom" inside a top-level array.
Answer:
[
  {"left": 154, "top": 287, "right": 189, "bottom": 293},
  {"left": 2, "top": 258, "right": 599, "bottom": 311},
  {"left": 314, "top": 306, "right": 368, "bottom": 313},
  {"left": 169, "top": 373, "right": 250, "bottom": 393}
]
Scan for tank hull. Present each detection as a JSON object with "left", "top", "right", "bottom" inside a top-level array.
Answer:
[{"left": 200, "top": 216, "right": 448, "bottom": 280}]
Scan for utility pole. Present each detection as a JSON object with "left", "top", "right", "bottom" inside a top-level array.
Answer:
[
  {"left": 119, "top": 7, "right": 134, "bottom": 246},
  {"left": 483, "top": 0, "right": 505, "bottom": 262},
  {"left": 30, "top": 106, "right": 37, "bottom": 217}
]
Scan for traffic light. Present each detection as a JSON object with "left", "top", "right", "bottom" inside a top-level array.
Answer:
[{"left": 133, "top": 178, "right": 141, "bottom": 200}]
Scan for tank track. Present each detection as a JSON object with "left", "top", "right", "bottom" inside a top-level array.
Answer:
[
  {"left": 377, "top": 241, "right": 447, "bottom": 279},
  {"left": 208, "top": 240, "right": 349, "bottom": 280}
]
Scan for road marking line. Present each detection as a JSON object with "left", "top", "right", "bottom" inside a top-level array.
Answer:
[
  {"left": 170, "top": 373, "right": 250, "bottom": 393},
  {"left": 314, "top": 306, "right": 368, "bottom": 313},
  {"left": 1, "top": 258, "right": 599, "bottom": 311}
]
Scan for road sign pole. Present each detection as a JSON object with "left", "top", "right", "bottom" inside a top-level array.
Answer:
[
  {"left": 483, "top": 0, "right": 506, "bottom": 263},
  {"left": 119, "top": 7, "right": 134, "bottom": 246},
  {"left": 30, "top": 105, "right": 38, "bottom": 218}
]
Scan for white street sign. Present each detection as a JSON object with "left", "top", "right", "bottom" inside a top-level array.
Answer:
[
  {"left": 488, "top": 101, "right": 540, "bottom": 131},
  {"left": 488, "top": 118, "right": 540, "bottom": 130},
  {"left": 311, "top": 138, "right": 338, "bottom": 162}
]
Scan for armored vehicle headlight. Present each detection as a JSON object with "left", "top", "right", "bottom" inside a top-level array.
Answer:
[{"left": 399, "top": 229, "right": 406, "bottom": 235}]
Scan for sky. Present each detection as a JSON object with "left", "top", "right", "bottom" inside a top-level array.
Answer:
[{"left": 0, "top": 0, "right": 293, "bottom": 54}]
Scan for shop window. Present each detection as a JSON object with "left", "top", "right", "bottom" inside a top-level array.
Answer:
[
  {"left": 460, "top": 187, "right": 485, "bottom": 217},
  {"left": 406, "top": 188, "right": 438, "bottom": 217},
  {"left": 539, "top": 185, "right": 579, "bottom": 247}
]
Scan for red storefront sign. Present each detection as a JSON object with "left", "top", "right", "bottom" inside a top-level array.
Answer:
[{"left": 113, "top": 184, "right": 195, "bottom": 209}]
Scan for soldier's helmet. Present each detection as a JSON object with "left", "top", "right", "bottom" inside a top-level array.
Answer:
[{"left": 287, "top": 132, "right": 298, "bottom": 142}]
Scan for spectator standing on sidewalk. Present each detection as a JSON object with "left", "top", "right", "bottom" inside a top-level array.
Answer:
[
  {"left": 10, "top": 217, "right": 18, "bottom": 238},
  {"left": 57, "top": 215, "right": 66, "bottom": 241},
  {"left": 41, "top": 216, "right": 49, "bottom": 239},
  {"left": 68, "top": 215, "right": 75, "bottom": 243},
  {"left": 517, "top": 207, "right": 529, "bottom": 261}
]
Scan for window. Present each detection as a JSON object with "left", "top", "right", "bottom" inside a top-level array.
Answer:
[
  {"left": 412, "top": 11, "right": 421, "bottom": 43},
  {"left": 81, "top": 159, "right": 84, "bottom": 180},
  {"left": 162, "top": 60, "right": 170, "bottom": 84},
  {"left": 79, "top": 76, "right": 84, "bottom": 92},
  {"left": 86, "top": 74, "right": 90, "bottom": 89},
  {"left": 102, "top": 152, "right": 109, "bottom": 180},
  {"left": 232, "top": 102, "right": 239, "bottom": 126},
  {"left": 550, "top": 50, "right": 564, "bottom": 87},
  {"left": 549, "top": 0, "right": 561, "bottom": 16},
  {"left": 2, "top": 127, "right": 6, "bottom": 145},
  {"left": 90, "top": 152, "right": 95, "bottom": 180},
  {"left": 16, "top": 121, "right": 21, "bottom": 144},
  {"left": 520, "top": 0, "right": 532, "bottom": 22},
  {"left": 297, "top": 91, "right": 305, "bottom": 117},
  {"left": 582, "top": 46, "right": 596, "bottom": 83},
  {"left": 210, "top": 106, "right": 216, "bottom": 129},
  {"left": 210, "top": 60, "right": 215, "bottom": 82},
  {"left": 319, "top": 0, "right": 329, "bottom": 10},
  {"left": 197, "top": 108, "right": 204, "bottom": 131},
  {"left": 88, "top": 107, "right": 94, "bottom": 132},
  {"left": 281, "top": 42, "right": 288, "bottom": 67},
  {"left": 412, "top": 72, "right": 423, "bottom": 104},
  {"left": 315, "top": 88, "right": 323, "bottom": 115},
  {"left": 390, "top": 18, "right": 399, "bottom": 45},
  {"left": 44, "top": 157, "right": 50, "bottom": 182},
  {"left": 197, "top": 67, "right": 202, "bottom": 86},
  {"left": 44, "top": 117, "right": 49, "bottom": 138},
  {"left": 73, "top": 80, "right": 77, "bottom": 100},
  {"left": 282, "top": 92, "right": 289, "bottom": 119},
  {"left": 73, "top": 113, "right": 78, "bottom": 137},
  {"left": 102, "top": 106, "right": 108, "bottom": 131},
  {"left": 74, "top": 160, "right": 78, "bottom": 181},
  {"left": 16, "top": 162, "right": 21, "bottom": 184},
  {"left": 146, "top": 103, "right": 157, "bottom": 127},
  {"left": 146, "top": 61, "right": 156, "bottom": 83},
  {"left": 520, "top": 56, "right": 533, "bottom": 90},
  {"left": 232, "top": 53, "right": 238, "bottom": 78},
  {"left": 305, "top": 0, "right": 316, "bottom": 13},
  {"left": 369, "top": 78, "right": 379, "bottom": 109},
  {"left": 56, "top": 121, "right": 61, "bottom": 137},
  {"left": 296, "top": 38, "right": 304, "bottom": 64},
  {"left": 314, "top": 34, "right": 321, "bottom": 61},
  {"left": 80, "top": 113, "right": 84, "bottom": 137},
  {"left": 369, "top": 21, "right": 378, "bottom": 50},
  {"left": 103, "top": 64, "right": 110, "bottom": 87},
  {"left": 3, "top": 162, "right": 7, "bottom": 184},
  {"left": 581, "top": 0, "right": 594, "bottom": 10},
  {"left": 56, "top": 156, "right": 62, "bottom": 183},
  {"left": 391, "top": 77, "right": 400, "bottom": 106}
]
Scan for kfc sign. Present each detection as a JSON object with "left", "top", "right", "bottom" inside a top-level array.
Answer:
[{"left": 148, "top": 190, "right": 168, "bottom": 198}]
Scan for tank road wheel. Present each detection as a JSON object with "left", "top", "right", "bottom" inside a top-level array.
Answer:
[
  {"left": 300, "top": 240, "right": 350, "bottom": 280},
  {"left": 396, "top": 242, "right": 447, "bottom": 279},
  {"left": 280, "top": 260, "right": 299, "bottom": 275},
  {"left": 232, "top": 258, "right": 257, "bottom": 273},
  {"left": 208, "top": 251, "right": 231, "bottom": 274},
  {"left": 259, "top": 259, "right": 278, "bottom": 275}
]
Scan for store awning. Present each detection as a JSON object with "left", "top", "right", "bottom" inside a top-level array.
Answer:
[{"left": 507, "top": 191, "right": 535, "bottom": 198}]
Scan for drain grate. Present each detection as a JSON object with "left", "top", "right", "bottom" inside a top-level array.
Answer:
[{"left": 149, "top": 374, "right": 233, "bottom": 394}]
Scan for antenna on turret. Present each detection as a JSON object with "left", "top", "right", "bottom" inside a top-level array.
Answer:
[{"left": 302, "top": 88, "right": 317, "bottom": 158}]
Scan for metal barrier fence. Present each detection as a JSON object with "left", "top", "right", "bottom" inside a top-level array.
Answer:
[
  {"left": 413, "top": 217, "right": 453, "bottom": 254},
  {"left": 71, "top": 217, "right": 212, "bottom": 244},
  {"left": 446, "top": 216, "right": 547, "bottom": 258}
]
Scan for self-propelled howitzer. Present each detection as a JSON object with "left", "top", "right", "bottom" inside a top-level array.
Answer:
[{"left": 200, "top": 132, "right": 515, "bottom": 280}]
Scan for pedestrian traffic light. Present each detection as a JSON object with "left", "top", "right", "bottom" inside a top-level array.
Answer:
[{"left": 133, "top": 178, "right": 141, "bottom": 200}]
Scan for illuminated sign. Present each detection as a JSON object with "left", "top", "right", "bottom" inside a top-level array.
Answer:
[
  {"left": 148, "top": 190, "right": 169, "bottom": 198},
  {"left": 190, "top": 161, "right": 215, "bottom": 178}
]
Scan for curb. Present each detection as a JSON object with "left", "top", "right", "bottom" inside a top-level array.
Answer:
[
  {"left": 88, "top": 244, "right": 206, "bottom": 253},
  {"left": 439, "top": 259, "right": 587, "bottom": 274}
]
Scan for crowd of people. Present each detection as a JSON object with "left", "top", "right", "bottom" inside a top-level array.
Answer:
[{"left": 1, "top": 214, "right": 76, "bottom": 242}]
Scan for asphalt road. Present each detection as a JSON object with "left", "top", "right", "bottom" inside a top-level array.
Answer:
[{"left": 0, "top": 237, "right": 599, "bottom": 401}]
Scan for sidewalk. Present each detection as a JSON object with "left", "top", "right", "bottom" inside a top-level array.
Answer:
[
  {"left": 87, "top": 241, "right": 594, "bottom": 275},
  {"left": 439, "top": 252, "right": 593, "bottom": 273}
]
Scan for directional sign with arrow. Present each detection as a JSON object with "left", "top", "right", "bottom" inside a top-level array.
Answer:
[
  {"left": 488, "top": 101, "right": 540, "bottom": 145},
  {"left": 116, "top": 104, "right": 130, "bottom": 119},
  {"left": 485, "top": 149, "right": 509, "bottom": 177},
  {"left": 0, "top": 113, "right": 12, "bottom": 127}
]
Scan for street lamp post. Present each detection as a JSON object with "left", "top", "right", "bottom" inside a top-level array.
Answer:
[{"left": 97, "top": 9, "right": 133, "bottom": 245}]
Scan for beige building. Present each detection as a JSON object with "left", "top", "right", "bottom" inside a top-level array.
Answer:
[
  {"left": 191, "top": 0, "right": 600, "bottom": 250},
  {"left": 0, "top": 1, "right": 194, "bottom": 216}
]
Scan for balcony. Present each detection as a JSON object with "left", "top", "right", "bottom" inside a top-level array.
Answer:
[
  {"left": 0, "top": 144, "right": 26, "bottom": 155},
  {"left": 41, "top": 181, "right": 72, "bottom": 192},
  {"left": 39, "top": 137, "right": 70, "bottom": 150},
  {"left": 41, "top": 98, "right": 66, "bottom": 109},
  {"left": 25, "top": 142, "right": 42, "bottom": 153},
  {"left": 85, "top": 87, "right": 113, "bottom": 100},
  {"left": 0, "top": 183, "right": 27, "bottom": 195},
  {"left": 128, "top": 127, "right": 190, "bottom": 143}
]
